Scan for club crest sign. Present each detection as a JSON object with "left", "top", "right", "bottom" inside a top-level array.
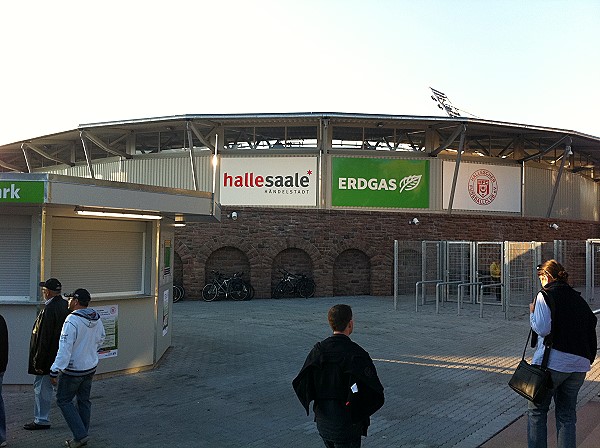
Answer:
[{"left": 468, "top": 169, "right": 498, "bottom": 206}]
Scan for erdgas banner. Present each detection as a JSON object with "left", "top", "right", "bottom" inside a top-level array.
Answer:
[
  {"left": 442, "top": 161, "right": 521, "bottom": 212},
  {"left": 220, "top": 157, "right": 318, "bottom": 206},
  {"left": 332, "top": 157, "right": 429, "bottom": 208}
]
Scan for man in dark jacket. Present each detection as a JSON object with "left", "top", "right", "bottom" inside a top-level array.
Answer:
[
  {"left": 293, "top": 304, "right": 384, "bottom": 448},
  {"left": 24, "top": 278, "right": 69, "bottom": 430}
]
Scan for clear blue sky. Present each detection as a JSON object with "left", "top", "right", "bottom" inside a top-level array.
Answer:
[{"left": 1, "top": 0, "right": 598, "bottom": 145}]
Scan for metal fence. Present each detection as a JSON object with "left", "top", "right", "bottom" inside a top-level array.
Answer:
[{"left": 394, "top": 239, "right": 598, "bottom": 318}]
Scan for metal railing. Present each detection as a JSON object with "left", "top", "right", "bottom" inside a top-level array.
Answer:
[
  {"left": 415, "top": 279, "right": 443, "bottom": 312},
  {"left": 457, "top": 282, "right": 482, "bottom": 315},
  {"left": 435, "top": 281, "right": 463, "bottom": 314}
]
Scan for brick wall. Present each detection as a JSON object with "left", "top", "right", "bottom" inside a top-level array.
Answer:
[{"left": 174, "top": 207, "right": 599, "bottom": 300}]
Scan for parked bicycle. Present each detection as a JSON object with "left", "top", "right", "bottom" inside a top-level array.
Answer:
[
  {"left": 272, "top": 269, "right": 315, "bottom": 299},
  {"left": 202, "top": 270, "right": 250, "bottom": 302},
  {"left": 173, "top": 284, "right": 185, "bottom": 303}
]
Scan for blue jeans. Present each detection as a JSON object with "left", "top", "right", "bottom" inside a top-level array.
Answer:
[
  {"left": 33, "top": 374, "right": 53, "bottom": 425},
  {"left": 0, "top": 372, "right": 6, "bottom": 443},
  {"left": 56, "top": 373, "right": 94, "bottom": 441},
  {"left": 527, "top": 369, "right": 586, "bottom": 448}
]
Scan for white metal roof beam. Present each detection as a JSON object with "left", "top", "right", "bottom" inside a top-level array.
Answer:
[
  {"left": 546, "top": 138, "right": 573, "bottom": 218},
  {"left": 430, "top": 125, "right": 465, "bottom": 156},
  {"left": 22, "top": 143, "right": 75, "bottom": 166},
  {"left": 519, "top": 135, "right": 570, "bottom": 162},
  {"left": 80, "top": 130, "right": 131, "bottom": 158},
  {"left": 446, "top": 125, "right": 467, "bottom": 214},
  {"left": 0, "top": 158, "right": 23, "bottom": 172},
  {"left": 188, "top": 122, "right": 215, "bottom": 151}
]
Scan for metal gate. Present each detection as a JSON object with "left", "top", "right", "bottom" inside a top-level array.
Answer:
[
  {"left": 586, "top": 239, "right": 600, "bottom": 304},
  {"left": 504, "top": 241, "right": 540, "bottom": 308},
  {"left": 475, "top": 241, "right": 503, "bottom": 304},
  {"left": 445, "top": 241, "right": 474, "bottom": 301}
]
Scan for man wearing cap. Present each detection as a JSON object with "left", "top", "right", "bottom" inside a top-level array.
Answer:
[
  {"left": 50, "top": 289, "right": 105, "bottom": 448},
  {"left": 24, "top": 278, "right": 69, "bottom": 430}
]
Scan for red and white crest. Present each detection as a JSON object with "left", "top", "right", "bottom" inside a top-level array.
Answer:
[{"left": 468, "top": 169, "right": 498, "bottom": 206}]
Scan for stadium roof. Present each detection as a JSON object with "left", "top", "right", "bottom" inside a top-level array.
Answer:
[{"left": 1, "top": 112, "right": 599, "bottom": 179}]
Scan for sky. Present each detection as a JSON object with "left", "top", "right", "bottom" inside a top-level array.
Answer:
[{"left": 1, "top": 0, "right": 598, "bottom": 146}]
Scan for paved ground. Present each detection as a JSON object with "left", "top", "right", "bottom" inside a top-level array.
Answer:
[{"left": 3, "top": 295, "right": 600, "bottom": 447}]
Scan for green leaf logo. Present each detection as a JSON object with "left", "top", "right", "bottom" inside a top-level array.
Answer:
[{"left": 398, "top": 175, "right": 422, "bottom": 193}]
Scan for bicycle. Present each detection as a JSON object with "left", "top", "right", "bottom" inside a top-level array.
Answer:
[
  {"left": 202, "top": 270, "right": 250, "bottom": 302},
  {"left": 272, "top": 269, "right": 315, "bottom": 299},
  {"left": 173, "top": 284, "right": 185, "bottom": 303}
]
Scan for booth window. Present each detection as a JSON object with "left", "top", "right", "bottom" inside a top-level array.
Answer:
[{"left": 50, "top": 219, "right": 147, "bottom": 297}]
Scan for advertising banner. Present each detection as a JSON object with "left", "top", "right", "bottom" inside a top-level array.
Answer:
[
  {"left": 442, "top": 161, "right": 521, "bottom": 212},
  {"left": 332, "top": 157, "right": 429, "bottom": 208},
  {"left": 95, "top": 304, "right": 118, "bottom": 359},
  {"left": 220, "top": 157, "right": 318, "bottom": 206},
  {"left": 0, "top": 181, "right": 45, "bottom": 204}
]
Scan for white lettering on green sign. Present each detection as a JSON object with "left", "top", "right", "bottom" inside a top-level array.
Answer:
[
  {"left": 0, "top": 181, "right": 45, "bottom": 204},
  {"left": 0, "top": 184, "right": 21, "bottom": 199}
]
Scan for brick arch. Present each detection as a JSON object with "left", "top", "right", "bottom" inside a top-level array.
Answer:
[
  {"left": 174, "top": 241, "right": 201, "bottom": 299},
  {"left": 195, "top": 237, "right": 258, "bottom": 265},
  {"left": 262, "top": 236, "right": 321, "bottom": 262},
  {"left": 324, "top": 240, "right": 391, "bottom": 296},
  {"left": 333, "top": 248, "right": 371, "bottom": 296},
  {"left": 264, "top": 238, "right": 321, "bottom": 297}
]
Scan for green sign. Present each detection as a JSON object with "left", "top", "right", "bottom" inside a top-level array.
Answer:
[
  {"left": 0, "top": 181, "right": 45, "bottom": 204},
  {"left": 332, "top": 158, "right": 429, "bottom": 208}
]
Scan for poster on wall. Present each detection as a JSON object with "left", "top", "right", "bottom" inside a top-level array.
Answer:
[
  {"left": 163, "top": 289, "right": 169, "bottom": 336},
  {"left": 442, "top": 161, "right": 521, "bottom": 212},
  {"left": 220, "top": 157, "right": 318, "bottom": 206},
  {"left": 331, "top": 157, "right": 430, "bottom": 208},
  {"left": 163, "top": 239, "right": 171, "bottom": 277},
  {"left": 94, "top": 304, "right": 118, "bottom": 359}
]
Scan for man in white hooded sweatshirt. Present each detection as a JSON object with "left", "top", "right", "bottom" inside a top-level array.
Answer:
[{"left": 50, "top": 289, "right": 105, "bottom": 448}]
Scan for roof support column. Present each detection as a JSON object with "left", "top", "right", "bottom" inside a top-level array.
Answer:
[
  {"left": 319, "top": 118, "right": 332, "bottom": 209},
  {"left": 546, "top": 138, "right": 572, "bottom": 218},
  {"left": 447, "top": 125, "right": 467, "bottom": 214},
  {"left": 79, "top": 131, "right": 95, "bottom": 179},
  {"left": 185, "top": 122, "right": 199, "bottom": 191},
  {"left": 20, "top": 145, "right": 32, "bottom": 173}
]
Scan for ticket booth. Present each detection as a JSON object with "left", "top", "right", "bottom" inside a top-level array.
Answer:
[{"left": 0, "top": 173, "right": 218, "bottom": 385}]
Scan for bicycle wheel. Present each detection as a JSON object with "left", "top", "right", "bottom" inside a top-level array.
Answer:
[
  {"left": 229, "top": 280, "right": 249, "bottom": 301},
  {"left": 298, "top": 278, "right": 316, "bottom": 298},
  {"left": 272, "top": 281, "right": 285, "bottom": 299},
  {"left": 244, "top": 282, "right": 255, "bottom": 300},
  {"left": 173, "top": 285, "right": 185, "bottom": 303},
  {"left": 202, "top": 283, "right": 219, "bottom": 302}
]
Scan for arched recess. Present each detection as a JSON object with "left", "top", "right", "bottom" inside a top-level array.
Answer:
[
  {"left": 271, "top": 248, "right": 313, "bottom": 294},
  {"left": 333, "top": 249, "right": 371, "bottom": 296},
  {"left": 324, "top": 240, "right": 379, "bottom": 296},
  {"left": 204, "top": 246, "right": 251, "bottom": 285}
]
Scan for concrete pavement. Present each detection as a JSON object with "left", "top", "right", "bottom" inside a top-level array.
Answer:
[{"left": 3, "top": 295, "right": 600, "bottom": 447}]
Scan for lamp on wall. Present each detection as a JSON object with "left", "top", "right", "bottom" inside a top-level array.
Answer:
[
  {"left": 227, "top": 211, "right": 239, "bottom": 221},
  {"left": 75, "top": 207, "right": 162, "bottom": 220},
  {"left": 549, "top": 223, "right": 559, "bottom": 230},
  {"left": 173, "top": 215, "right": 186, "bottom": 227},
  {"left": 409, "top": 217, "right": 420, "bottom": 225}
]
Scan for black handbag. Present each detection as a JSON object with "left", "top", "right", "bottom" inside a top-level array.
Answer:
[{"left": 508, "top": 329, "right": 553, "bottom": 405}]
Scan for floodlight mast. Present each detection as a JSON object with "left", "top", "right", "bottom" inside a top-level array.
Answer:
[{"left": 430, "top": 87, "right": 462, "bottom": 118}]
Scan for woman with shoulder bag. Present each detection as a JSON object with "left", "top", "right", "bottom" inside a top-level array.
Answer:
[{"left": 528, "top": 259, "right": 597, "bottom": 448}]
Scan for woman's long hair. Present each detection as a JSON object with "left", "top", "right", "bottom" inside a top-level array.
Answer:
[{"left": 537, "top": 259, "right": 569, "bottom": 284}]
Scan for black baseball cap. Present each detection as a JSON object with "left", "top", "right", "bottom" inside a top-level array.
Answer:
[
  {"left": 65, "top": 288, "right": 91, "bottom": 305},
  {"left": 39, "top": 278, "right": 62, "bottom": 292}
]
